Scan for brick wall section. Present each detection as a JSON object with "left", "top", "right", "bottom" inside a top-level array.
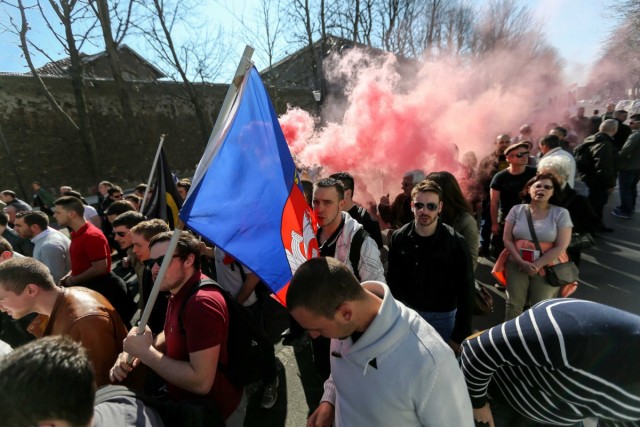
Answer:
[{"left": 0, "top": 75, "right": 316, "bottom": 198}]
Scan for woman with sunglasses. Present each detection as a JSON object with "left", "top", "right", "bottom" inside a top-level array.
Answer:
[{"left": 494, "top": 173, "right": 573, "bottom": 320}]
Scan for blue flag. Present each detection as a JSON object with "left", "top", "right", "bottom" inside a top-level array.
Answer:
[{"left": 179, "top": 66, "right": 318, "bottom": 305}]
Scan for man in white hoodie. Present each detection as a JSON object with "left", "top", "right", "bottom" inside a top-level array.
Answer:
[{"left": 288, "top": 257, "right": 474, "bottom": 427}]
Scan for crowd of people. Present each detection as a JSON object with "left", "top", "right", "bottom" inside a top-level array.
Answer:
[{"left": 0, "top": 106, "right": 639, "bottom": 426}]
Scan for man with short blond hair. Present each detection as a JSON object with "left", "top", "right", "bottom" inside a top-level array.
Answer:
[{"left": 129, "top": 218, "right": 170, "bottom": 333}]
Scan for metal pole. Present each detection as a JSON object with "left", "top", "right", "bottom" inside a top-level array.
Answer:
[{"left": 140, "top": 134, "right": 166, "bottom": 213}]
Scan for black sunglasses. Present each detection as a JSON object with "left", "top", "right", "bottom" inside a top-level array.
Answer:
[
  {"left": 413, "top": 202, "right": 439, "bottom": 211},
  {"left": 512, "top": 151, "right": 530, "bottom": 158},
  {"left": 144, "top": 254, "right": 180, "bottom": 270}
]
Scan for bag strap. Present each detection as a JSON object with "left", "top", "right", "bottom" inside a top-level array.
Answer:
[
  {"left": 349, "top": 228, "right": 369, "bottom": 282},
  {"left": 178, "top": 278, "right": 220, "bottom": 337},
  {"left": 525, "top": 205, "right": 544, "bottom": 254}
]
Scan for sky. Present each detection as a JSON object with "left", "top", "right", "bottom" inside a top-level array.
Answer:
[{"left": 0, "top": 0, "right": 612, "bottom": 86}]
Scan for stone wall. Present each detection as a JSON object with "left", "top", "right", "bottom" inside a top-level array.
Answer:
[{"left": 0, "top": 75, "right": 317, "bottom": 199}]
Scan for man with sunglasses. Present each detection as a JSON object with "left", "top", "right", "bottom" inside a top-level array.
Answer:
[
  {"left": 111, "top": 231, "right": 246, "bottom": 426},
  {"left": 387, "top": 180, "right": 474, "bottom": 354},
  {"left": 489, "top": 142, "right": 537, "bottom": 256}
]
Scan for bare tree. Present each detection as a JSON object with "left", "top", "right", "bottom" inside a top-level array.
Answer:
[
  {"left": 46, "top": 0, "right": 100, "bottom": 179},
  {"left": 470, "top": 0, "right": 539, "bottom": 55},
  {"left": 288, "top": 0, "right": 327, "bottom": 94},
  {"left": 586, "top": 1, "right": 640, "bottom": 99},
  {"left": 90, "top": 0, "right": 141, "bottom": 146},
  {"left": 218, "top": 0, "right": 285, "bottom": 69},
  {"left": 137, "top": 0, "right": 229, "bottom": 144},
  {"left": 2, "top": 0, "right": 80, "bottom": 130}
]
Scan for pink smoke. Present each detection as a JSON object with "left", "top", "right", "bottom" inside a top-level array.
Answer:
[{"left": 279, "top": 45, "right": 567, "bottom": 206}]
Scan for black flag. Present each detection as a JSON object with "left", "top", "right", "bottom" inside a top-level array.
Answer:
[{"left": 143, "top": 148, "right": 183, "bottom": 229}]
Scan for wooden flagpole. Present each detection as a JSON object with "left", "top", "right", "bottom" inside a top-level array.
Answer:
[{"left": 139, "top": 134, "right": 166, "bottom": 213}]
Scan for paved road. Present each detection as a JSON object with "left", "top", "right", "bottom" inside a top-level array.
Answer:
[{"left": 249, "top": 185, "right": 640, "bottom": 426}]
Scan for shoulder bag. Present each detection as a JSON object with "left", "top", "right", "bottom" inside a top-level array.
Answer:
[{"left": 525, "top": 206, "right": 579, "bottom": 288}]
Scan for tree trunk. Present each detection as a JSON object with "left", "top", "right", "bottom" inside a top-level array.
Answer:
[
  {"left": 57, "top": 0, "right": 99, "bottom": 181},
  {"left": 94, "top": 0, "right": 142, "bottom": 148}
]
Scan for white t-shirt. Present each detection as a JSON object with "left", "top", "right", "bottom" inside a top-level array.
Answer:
[
  {"left": 213, "top": 248, "right": 258, "bottom": 307},
  {"left": 84, "top": 205, "right": 99, "bottom": 221},
  {"left": 507, "top": 204, "right": 573, "bottom": 243}
]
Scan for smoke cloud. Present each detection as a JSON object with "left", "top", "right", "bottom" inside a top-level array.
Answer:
[{"left": 280, "top": 43, "right": 568, "bottom": 206}]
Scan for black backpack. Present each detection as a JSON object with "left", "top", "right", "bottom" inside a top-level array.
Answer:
[
  {"left": 94, "top": 384, "right": 224, "bottom": 427},
  {"left": 179, "top": 278, "right": 272, "bottom": 387},
  {"left": 349, "top": 228, "right": 370, "bottom": 282}
]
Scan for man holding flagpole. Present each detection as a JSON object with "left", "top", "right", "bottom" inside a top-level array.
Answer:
[{"left": 110, "top": 231, "right": 246, "bottom": 425}]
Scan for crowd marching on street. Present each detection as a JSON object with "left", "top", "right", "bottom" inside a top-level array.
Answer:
[{"left": 0, "top": 103, "right": 639, "bottom": 427}]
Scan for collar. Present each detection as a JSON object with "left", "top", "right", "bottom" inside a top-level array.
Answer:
[
  {"left": 70, "top": 221, "right": 90, "bottom": 238},
  {"left": 545, "top": 146, "right": 563, "bottom": 156},
  {"left": 335, "top": 282, "right": 406, "bottom": 371},
  {"left": 28, "top": 288, "right": 65, "bottom": 338},
  {"left": 31, "top": 227, "right": 53, "bottom": 244},
  {"left": 317, "top": 212, "right": 345, "bottom": 247},
  {"left": 409, "top": 218, "right": 441, "bottom": 239}
]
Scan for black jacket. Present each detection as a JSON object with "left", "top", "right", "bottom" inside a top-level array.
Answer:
[
  {"left": 557, "top": 186, "right": 599, "bottom": 234},
  {"left": 579, "top": 132, "right": 618, "bottom": 188},
  {"left": 348, "top": 205, "right": 383, "bottom": 248},
  {"left": 387, "top": 220, "right": 474, "bottom": 343}
]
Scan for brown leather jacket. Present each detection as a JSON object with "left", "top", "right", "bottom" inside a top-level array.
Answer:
[{"left": 28, "top": 287, "right": 128, "bottom": 386}]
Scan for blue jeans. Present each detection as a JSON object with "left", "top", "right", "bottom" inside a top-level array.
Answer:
[
  {"left": 617, "top": 170, "right": 640, "bottom": 214},
  {"left": 417, "top": 308, "right": 456, "bottom": 342}
]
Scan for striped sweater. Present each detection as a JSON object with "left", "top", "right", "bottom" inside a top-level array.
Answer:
[{"left": 461, "top": 299, "right": 640, "bottom": 426}]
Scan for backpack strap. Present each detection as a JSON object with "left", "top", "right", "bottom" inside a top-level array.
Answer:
[
  {"left": 233, "top": 261, "right": 247, "bottom": 283},
  {"left": 178, "top": 278, "right": 237, "bottom": 379},
  {"left": 349, "top": 228, "right": 370, "bottom": 282},
  {"left": 178, "top": 278, "right": 220, "bottom": 337}
]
